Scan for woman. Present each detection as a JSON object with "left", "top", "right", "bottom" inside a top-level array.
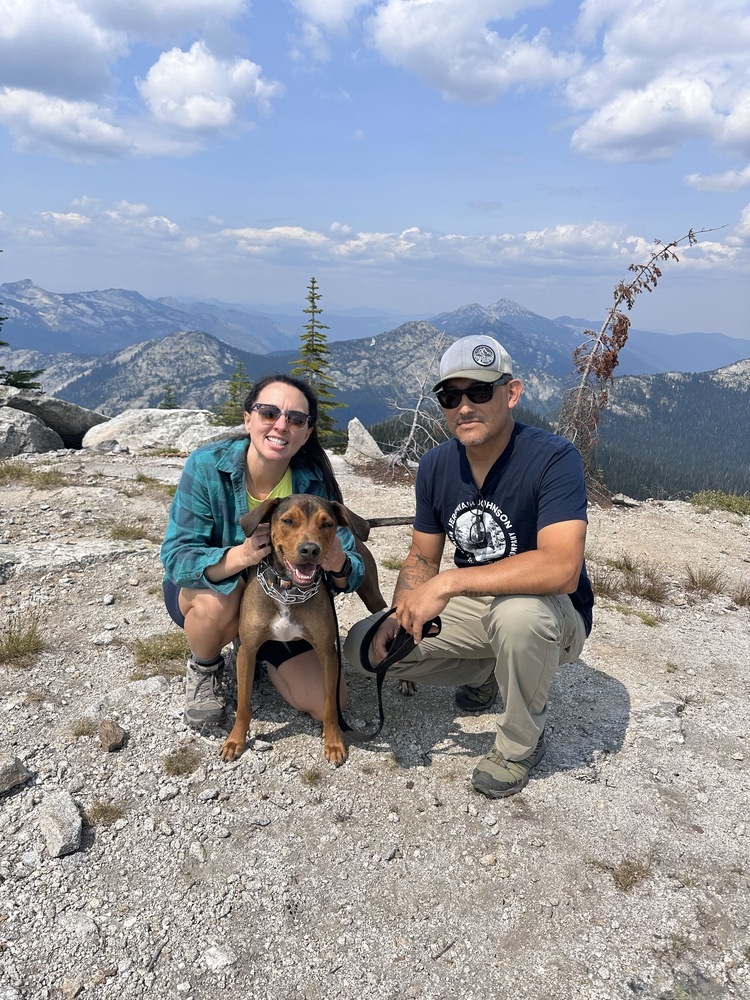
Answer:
[{"left": 161, "top": 373, "right": 364, "bottom": 728}]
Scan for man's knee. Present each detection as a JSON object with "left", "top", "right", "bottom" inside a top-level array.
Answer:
[{"left": 484, "top": 595, "right": 562, "bottom": 650}]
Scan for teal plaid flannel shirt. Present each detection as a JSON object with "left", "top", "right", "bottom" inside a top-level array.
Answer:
[{"left": 160, "top": 435, "right": 364, "bottom": 594}]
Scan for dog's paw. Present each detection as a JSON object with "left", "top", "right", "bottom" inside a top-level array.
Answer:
[
  {"left": 397, "top": 680, "right": 417, "bottom": 697},
  {"left": 220, "top": 730, "right": 246, "bottom": 761},
  {"left": 323, "top": 736, "right": 348, "bottom": 767}
]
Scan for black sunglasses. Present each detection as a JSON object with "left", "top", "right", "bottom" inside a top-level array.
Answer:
[
  {"left": 250, "top": 403, "right": 313, "bottom": 428},
  {"left": 436, "top": 375, "right": 512, "bottom": 409},
  {"left": 469, "top": 508, "right": 487, "bottom": 546}
]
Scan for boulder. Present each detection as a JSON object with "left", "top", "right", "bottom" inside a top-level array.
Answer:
[
  {"left": 344, "top": 417, "right": 385, "bottom": 466},
  {"left": 82, "top": 409, "right": 243, "bottom": 454},
  {"left": 0, "top": 387, "right": 108, "bottom": 448},
  {"left": 0, "top": 407, "right": 64, "bottom": 457}
]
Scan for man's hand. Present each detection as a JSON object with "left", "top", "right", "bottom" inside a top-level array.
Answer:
[
  {"left": 371, "top": 614, "right": 400, "bottom": 664},
  {"left": 394, "top": 576, "right": 449, "bottom": 647}
]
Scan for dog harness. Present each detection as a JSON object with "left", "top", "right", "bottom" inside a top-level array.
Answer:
[{"left": 256, "top": 559, "right": 323, "bottom": 605}]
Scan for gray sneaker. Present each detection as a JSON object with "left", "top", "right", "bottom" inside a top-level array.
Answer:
[
  {"left": 455, "top": 673, "right": 499, "bottom": 712},
  {"left": 184, "top": 657, "right": 226, "bottom": 727},
  {"left": 471, "top": 734, "right": 546, "bottom": 798}
]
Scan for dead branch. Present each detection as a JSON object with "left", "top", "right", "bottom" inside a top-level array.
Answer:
[{"left": 555, "top": 226, "right": 723, "bottom": 483}]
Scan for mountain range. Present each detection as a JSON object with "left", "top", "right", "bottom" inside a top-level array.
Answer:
[
  {"left": 1, "top": 280, "right": 749, "bottom": 497},
  {"left": 2, "top": 279, "right": 749, "bottom": 376}
]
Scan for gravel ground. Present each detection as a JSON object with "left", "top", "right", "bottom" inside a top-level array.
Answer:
[{"left": 1, "top": 448, "right": 749, "bottom": 1000}]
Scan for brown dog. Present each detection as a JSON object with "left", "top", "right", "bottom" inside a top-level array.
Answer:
[{"left": 220, "top": 494, "right": 383, "bottom": 765}]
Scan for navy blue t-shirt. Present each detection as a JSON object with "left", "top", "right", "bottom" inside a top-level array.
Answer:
[{"left": 414, "top": 422, "right": 593, "bottom": 634}]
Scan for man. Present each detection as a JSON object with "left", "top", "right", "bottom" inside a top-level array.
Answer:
[{"left": 344, "top": 335, "right": 593, "bottom": 798}]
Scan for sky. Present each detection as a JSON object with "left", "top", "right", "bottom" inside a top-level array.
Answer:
[{"left": 1, "top": 0, "right": 749, "bottom": 338}]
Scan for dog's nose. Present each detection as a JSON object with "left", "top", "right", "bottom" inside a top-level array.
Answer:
[{"left": 297, "top": 542, "right": 321, "bottom": 562}]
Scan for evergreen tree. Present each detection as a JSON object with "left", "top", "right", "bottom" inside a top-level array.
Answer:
[
  {"left": 0, "top": 285, "right": 44, "bottom": 390},
  {"left": 158, "top": 384, "right": 179, "bottom": 409},
  {"left": 290, "top": 277, "right": 345, "bottom": 442},
  {"left": 211, "top": 361, "right": 253, "bottom": 426}
]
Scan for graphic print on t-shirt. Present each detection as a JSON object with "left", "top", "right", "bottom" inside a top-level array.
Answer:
[{"left": 447, "top": 497, "right": 518, "bottom": 565}]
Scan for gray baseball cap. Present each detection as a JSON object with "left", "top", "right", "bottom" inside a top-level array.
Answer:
[{"left": 432, "top": 335, "right": 514, "bottom": 392}]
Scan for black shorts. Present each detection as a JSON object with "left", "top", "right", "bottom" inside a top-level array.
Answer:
[{"left": 162, "top": 578, "right": 312, "bottom": 667}]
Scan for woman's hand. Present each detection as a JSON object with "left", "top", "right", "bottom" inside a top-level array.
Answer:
[
  {"left": 242, "top": 522, "right": 272, "bottom": 567},
  {"left": 321, "top": 536, "right": 346, "bottom": 573}
]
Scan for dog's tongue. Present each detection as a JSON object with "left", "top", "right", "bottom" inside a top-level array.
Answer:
[{"left": 289, "top": 562, "right": 317, "bottom": 585}]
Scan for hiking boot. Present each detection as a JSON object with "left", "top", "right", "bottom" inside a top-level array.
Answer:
[
  {"left": 455, "top": 673, "right": 499, "bottom": 712},
  {"left": 184, "top": 657, "right": 226, "bottom": 727},
  {"left": 471, "top": 735, "right": 546, "bottom": 798}
]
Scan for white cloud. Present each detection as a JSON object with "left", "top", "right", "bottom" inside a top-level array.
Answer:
[
  {"left": 39, "top": 212, "right": 91, "bottom": 228},
  {"left": 205, "top": 216, "right": 738, "bottom": 273},
  {"left": 0, "top": 1, "right": 280, "bottom": 159},
  {"left": 138, "top": 42, "right": 282, "bottom": 131},
  {"left": 0, "top": 0, "right": 125, "bottom": 99},
  {"left": 78, "top": 0, "right": 248, "bottom": 40},
  {"left": 685, "top": 165, "right": 750, "bottom": 192},
  {"left": 0, "top": 88, "right": 134, "bottom": 159},
  {"left": 568, "top": 0, "right": 750, "bottom": 162},
  {"left": 727, "top": 203, "right": 750, "bottom": 245},
  {"left": 571, "top": 76, "right": 718, "bottom": 162},
  {"left": 366, "top": 1, "right": 579, "bottom": 102},
  {"left": 290, "top": 0, "right": 370, "bottom": 33}
]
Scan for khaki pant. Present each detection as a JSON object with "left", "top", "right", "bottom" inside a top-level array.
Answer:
[{"left": 343, "top": 594, "right": 587, "bottom": 761}]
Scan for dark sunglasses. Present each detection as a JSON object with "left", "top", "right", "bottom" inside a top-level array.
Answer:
[
  {"left": 469, "top": 508, "right": 487, "bottom": 546},
  {"left": 436, "top": 375, "right": 512, "bottom": 410},
  {"left": 250, "top": 403, "right": 313, "bottom": 428}
]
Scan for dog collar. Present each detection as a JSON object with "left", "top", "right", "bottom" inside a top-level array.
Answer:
[{"left": 257, "top": 559, "right": 322, "bottom": 605}]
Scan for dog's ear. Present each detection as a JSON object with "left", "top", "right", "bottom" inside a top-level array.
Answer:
[
  {"left": 331, "top": 503, "right": 371, "bottom": 540},
  {"left": 240, "top": 497, "right": 283, "bottom": 538}
]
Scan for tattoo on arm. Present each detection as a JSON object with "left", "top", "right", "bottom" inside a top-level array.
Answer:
[{"left": 393, "top": 549, "right": 438, "bottom": 601}]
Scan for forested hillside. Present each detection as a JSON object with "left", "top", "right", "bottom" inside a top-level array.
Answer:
[{"left": 596, "top": 368, "right": 750, "bottom": 498}]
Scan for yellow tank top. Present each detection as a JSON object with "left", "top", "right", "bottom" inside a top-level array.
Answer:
[{"left": 246, "top": 466, "right": 294, "bottom": 510}]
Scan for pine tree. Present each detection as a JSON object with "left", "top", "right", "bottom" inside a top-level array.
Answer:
[
  {"left": 0, "top": 274, "right": 44, "bottom": 390},
  {"left": 211, "top": 361, "right": 253, "bottom": 426},
  {"left": 158, "top": 384, "right": 179, "bottom": 409},
  {"left": 290, "top": 277, "right": 345, "bottom": 442}
]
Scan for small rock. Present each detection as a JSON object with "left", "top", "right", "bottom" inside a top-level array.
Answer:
[
  {"left": 198, "top": 788, "right": 219, "bottom": 802},
  {"left": 60, "top": 979, "right": 83, "bottom": 999},
  {"left": 0, "top": 756, "right": 31, "bottom": 794},
  {"left": 189, "top": 841, "right": 207, "bottom": 863},
  {"left": 252, "top": 739, "right": 273, "bottom": 752},
  {"left": 98, "top": 719, "right": 127, "bottom": 752},
  {"left": 203, "top": 945, "right": 238, "bottom": 971},
  {"left": 479, "top": 855, "right": 496, "bottom": 867},
  {"left": 159, "top": 784, "right": 179, "bottom": 801},
  {"left": 38, "top": 790, "right": 82, "bottom": 858},
  {"left": 247, "top": 815, "right": 270, "bottom": 827},
  {"left": 103, "top": 594, "right": 115, "bottom": 605}
]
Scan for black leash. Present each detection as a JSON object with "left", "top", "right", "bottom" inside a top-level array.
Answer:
[{"left": 325, "top": 577, "right": 441, "bottom": 742}]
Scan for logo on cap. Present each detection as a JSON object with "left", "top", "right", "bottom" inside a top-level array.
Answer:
[{"left": 472, "top": 344, "right": 496, "bottom": 367}]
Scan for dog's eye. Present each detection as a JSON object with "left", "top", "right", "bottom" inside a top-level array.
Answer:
[
  {"left": 320, "top": 519, "right": 334, "bottom": 529},
  {"left": 280, "top": 516, "right": 295, "bottom": 526}
]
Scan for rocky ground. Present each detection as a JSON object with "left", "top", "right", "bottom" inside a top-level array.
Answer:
[{"left": 1, "top": 447, "right": 749, "bottom": 1000}]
